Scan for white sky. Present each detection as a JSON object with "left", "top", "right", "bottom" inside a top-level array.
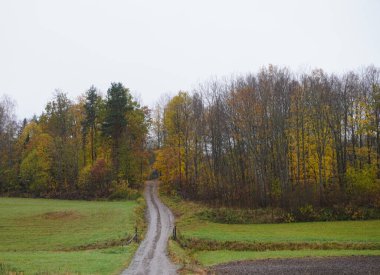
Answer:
[{"left": 1, "top": 0, "right": 379, "bottom": 119}]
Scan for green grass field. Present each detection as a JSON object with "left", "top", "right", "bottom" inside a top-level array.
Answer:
[
  {"left": 161, "top": 194, "right": 380, "bottom": 267},
  {"left": 181, "top": 220, "right": 380, "bottom": 243},
  {"left": 0, "top": 197, "right": 141, "bottom": 274}
]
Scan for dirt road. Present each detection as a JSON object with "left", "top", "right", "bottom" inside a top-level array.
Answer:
[
  {"left": 121, "top": 180, "right": 177, "bottom": 275},
  {"left": 210, "top": 256, "right": 380, "bottom": 274}
]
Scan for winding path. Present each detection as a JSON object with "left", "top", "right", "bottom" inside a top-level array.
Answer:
[{"left": 122, "top": 180, "right": 177, "bottom": 275}]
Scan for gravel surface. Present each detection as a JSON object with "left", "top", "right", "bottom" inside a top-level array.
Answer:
[
  {"left": 210, "top": 256, "right": 380, "bottom": 275},
  {"left": 121, "top": 180, "right": 177, "bottom": 275}
]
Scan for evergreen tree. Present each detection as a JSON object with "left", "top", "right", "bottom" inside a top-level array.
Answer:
[
  {"left": 102, "top": 83, "right": 132, "bottom": 178},
  {"left": 83, "top": 86, "right": 100, "bottom": 165}
]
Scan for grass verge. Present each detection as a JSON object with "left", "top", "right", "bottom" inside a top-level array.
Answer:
[{"left": 178, "top": 237, "right": 380, "bottom": 251}]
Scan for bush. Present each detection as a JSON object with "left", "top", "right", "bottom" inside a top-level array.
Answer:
[
  {"left": 282, "top": 212, "right": 295, "bottom": 223},
  {"left": 197, "top": 207, "right": 284, "bottom": 224},
  {"left": 289, "top": 203, "right": 380, "bottom": 222},
  {"left": 345, "top": 164, "right": 380, "bottom": 206},
  {"left": 108, "top": 180, "right": 141, "bottom": 200},
  {"left": 293, "top": 204, "right": 318, "bottom": 221},
  {"left": 318, "top": 208, "right": 335, "bottom": 221},
  {"left": 77, "top": 159, "right": 112, "bottom": 198},
  {"left": 197, "top": 203, "right": 380, "bottom": 224},
  {"left": 78, "top": 165, "right": 92, "bottom": 190}
]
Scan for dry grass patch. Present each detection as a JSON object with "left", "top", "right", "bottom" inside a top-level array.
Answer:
[{"left": 41, "top": 210, "right": 83, "bottom": 220}]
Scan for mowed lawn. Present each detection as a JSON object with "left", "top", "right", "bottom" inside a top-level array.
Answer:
[{"left": 0, "top": 197, "right": 140, "bottom": 274}]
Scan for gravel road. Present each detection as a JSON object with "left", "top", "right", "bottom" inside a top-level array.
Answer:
[
  {"left": 121, "top": 180, "right": 177, "bottom": 275},
  {"left": 210, "top": 256, "right": 380, "bottom": 274}
]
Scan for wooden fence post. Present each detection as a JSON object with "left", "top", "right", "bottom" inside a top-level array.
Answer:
[{"left": 173, "top": 225, "right": 177, "bottom": 240}]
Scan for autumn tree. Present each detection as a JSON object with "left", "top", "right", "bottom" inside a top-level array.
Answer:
[
  {"left": 0, "top": 96, "right": 19, "bottom": 193},
  {"left": 153, "top": 65, "right": 380, "bottom": 209},
  {"left": 19, "top": 122, "right": 53, "bottom": 195}
]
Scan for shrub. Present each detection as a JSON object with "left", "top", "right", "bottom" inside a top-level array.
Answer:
[
  {"left": 78, "top": 165, "right": 92, "bottom": 190},
  {"left": 318, "top": 208, "right": 335, "bottom": 221},
  {"left": 294, "top": 204, "right": 318, "bottom": 221},
  {"left": 345, "top": 164, "right": 380, "bottom": 207},
  {"left": 290, "top": 204, "right": 380, "bottom": 222},
  {"left": 197, "top": 204, "right": 380, "bottom": 224},
  {"left": 282, "top": 212, "right": 295, "bottom": 223},
  {"left": 197, "top": 207, "right": 284, "bottom": 224},
  {"left": 89, "top": 159, "right": 112, "bottom": 197},
  {"left": 77, "top": 159, "right": 113, "bottom": 198},
  {"left": 108, "top": 180, "right": 141, "bottom": 200}
]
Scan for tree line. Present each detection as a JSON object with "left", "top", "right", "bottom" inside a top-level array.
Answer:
[
  {"left": 0, "top": 83, "right": 149, "bottom": 199},
  {"left": 153, "top": 65, "right": 380, "bottom": 210}
]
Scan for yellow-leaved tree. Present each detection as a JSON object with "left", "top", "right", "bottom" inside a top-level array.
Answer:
[{"left": 19, "top": 122, "right": 54, "bottom": 195}]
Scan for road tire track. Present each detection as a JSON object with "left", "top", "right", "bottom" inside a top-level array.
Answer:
[{"left": 122, "top": 180, "right": 177, "bottom": 275}]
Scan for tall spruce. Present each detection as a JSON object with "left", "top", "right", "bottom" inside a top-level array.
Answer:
[
  {"left": 102, "top": 83, "right": 132, "bottom": 178},
  {"left": 83, "top": 86, "right": 100, "bottom": 165}
]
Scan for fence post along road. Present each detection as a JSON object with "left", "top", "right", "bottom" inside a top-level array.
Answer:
[{"left": 122, "top": 180, "right": 177, "bottom": 275}]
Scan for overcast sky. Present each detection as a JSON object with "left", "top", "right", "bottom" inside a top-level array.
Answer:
[{"left": 1, "top": 0, "right": 379, "bottom": 119}]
